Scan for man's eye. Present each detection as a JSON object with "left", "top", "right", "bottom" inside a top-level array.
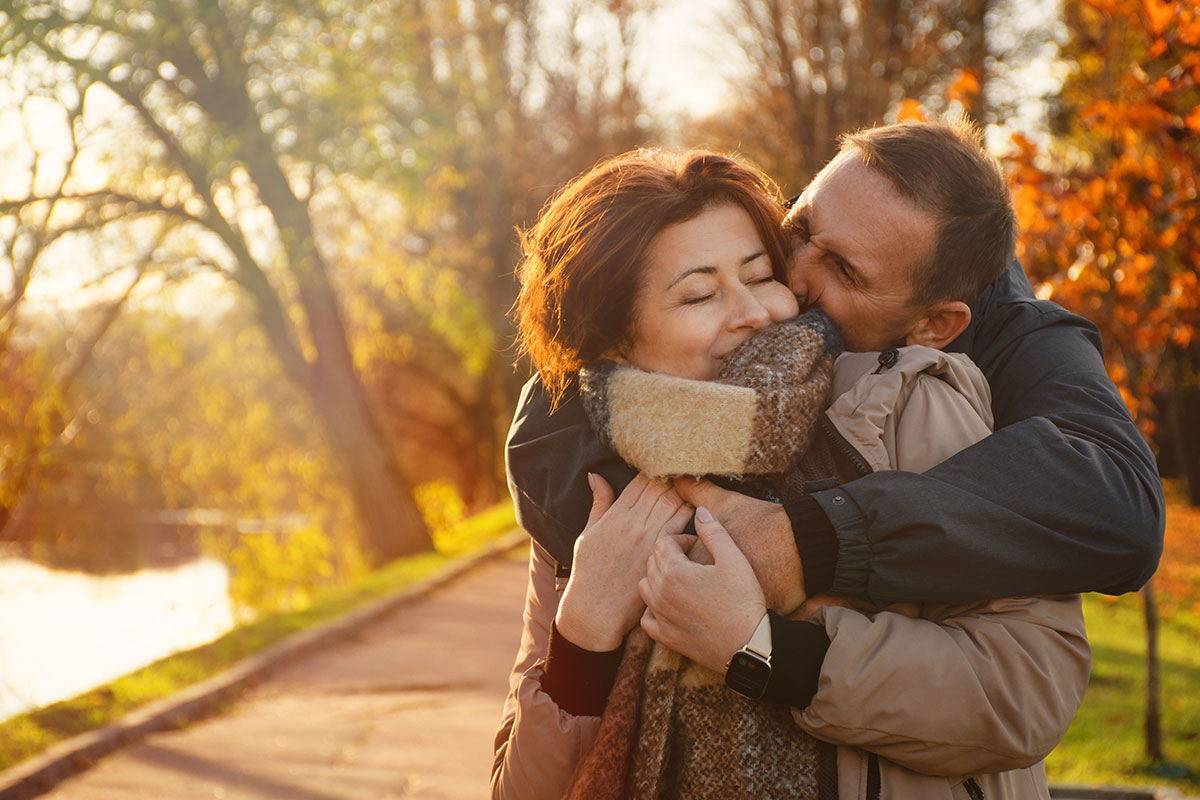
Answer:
[
  {"left": 748, "top": 275, "right": 776, "bottom": 285},
  {"left": 681, "top": 293, "right": 714, "bottom": 305}
]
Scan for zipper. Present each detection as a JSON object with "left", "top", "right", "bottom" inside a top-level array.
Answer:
[
  {"left": 819, "top": 414, "right": 873, "bottom": 478},
  {"left": 872, "top": 348, "right": 899, "bottom": 374},
  {"left": 964, "top": 777, "right": 985, "bottom": 800},
  {"left": 865, "top": 753, "right": 881, "bottom": 800}
]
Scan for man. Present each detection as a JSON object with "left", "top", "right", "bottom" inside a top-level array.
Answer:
[
  {"left": 670, "top": 120, "right": 1165, "bottom": 611},
  {"left": 507, "top": 119, "right": 1162, "bottom": 612}
]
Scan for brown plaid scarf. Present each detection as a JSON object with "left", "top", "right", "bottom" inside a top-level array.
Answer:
[{"left": 574, "top": 311, "right": 845, "bottom": 800}]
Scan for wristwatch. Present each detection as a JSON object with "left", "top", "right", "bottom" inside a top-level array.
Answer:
[{"left": 724, "top": 611, "right": 772, "bottom": 699}]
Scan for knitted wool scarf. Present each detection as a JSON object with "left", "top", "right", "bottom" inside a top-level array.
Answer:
[{"left": 570, "top": 311, "right": 845, "bottom": 800}]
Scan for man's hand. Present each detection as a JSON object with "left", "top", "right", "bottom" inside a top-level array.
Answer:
[
  {"left": 673, "top": 477, "right": 807, "bottom": 614},
  {"left": 639, "top": 506, "right": 767, "bottom": 674}
]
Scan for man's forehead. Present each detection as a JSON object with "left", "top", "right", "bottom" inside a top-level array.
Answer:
[
  {"left": 790, "top": 152, "right": 937, "bottom": 280},
  {"left": 801, "top": 152, "right": 858, "bottom": 200},
  {"left": 785, "top": 152, "right": 854, "bottom": 223}
]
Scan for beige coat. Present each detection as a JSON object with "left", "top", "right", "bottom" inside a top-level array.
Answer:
[{"left": 492, "top": 346, "right": 1090, "bottom": 800}]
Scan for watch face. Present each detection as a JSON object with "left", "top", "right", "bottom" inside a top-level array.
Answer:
[{"left": 725, "top": 649, "right": 771, "bottom": 699}]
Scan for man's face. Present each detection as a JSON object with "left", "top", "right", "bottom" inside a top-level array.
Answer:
[{"left": 785, "top": 152, "right": 938, "bottom": 352}]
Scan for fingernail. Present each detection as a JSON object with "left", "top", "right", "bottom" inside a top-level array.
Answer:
[
  {"left": 696, "top": 506, "right": 714, "bottom": 523},
  {"left": 587, "top": 472, "right": 597, "bottom": 491}
]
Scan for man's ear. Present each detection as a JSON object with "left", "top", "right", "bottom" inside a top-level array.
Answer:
[{"left": 904, "top": 301, "right": 971, "bottom": 350}]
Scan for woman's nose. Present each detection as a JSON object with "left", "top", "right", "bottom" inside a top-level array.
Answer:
[{"left": 729, "top": 288, "right": 771, "bottom": 330}]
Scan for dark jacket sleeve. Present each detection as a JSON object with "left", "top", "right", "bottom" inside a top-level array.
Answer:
[
  {"left": 506, "top": 377, "right": 638, "bottom": 568},
  {"left": 815, "top": 261, "right": 1164, "bottom": 605}
]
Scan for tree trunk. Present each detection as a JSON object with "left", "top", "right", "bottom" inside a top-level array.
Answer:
[
  {"left": 310, "top": 361, "right": 433, "bottom": 563},
  {"left": 962, "top": 0, "right": 992, "bottom": 122},
  {"left": 221, "top": 76, "right": 433, "bottom": 564},
  {"left": 1171, "top": 346, "right": 1200, "bottom": 506},
  {"left": 1144, "top": 581, "right": 1163, "bottom": 761}
]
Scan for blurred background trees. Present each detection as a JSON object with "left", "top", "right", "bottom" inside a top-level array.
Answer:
[
  {"left": 0, "top": 0, "right": 651, "bottom": 573},
  {"left": 0, "top": 0, "right": 1196, "bottom": 603},
  {"left": 1007, "top": 0, "right": 1200, "bottom": 505}
]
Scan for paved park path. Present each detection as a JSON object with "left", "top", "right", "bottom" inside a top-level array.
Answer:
[
  {"left": 18, "top": 540, "right": 1189, "bottom": 800},
  {"left": 39, "top": 545, "right": 532, "bottom": 800}
]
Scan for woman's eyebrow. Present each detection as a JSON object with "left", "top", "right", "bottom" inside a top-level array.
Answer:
[
  {"left": 665, "top": 250, "right": 766, "bottom": 289},
  {"left": 665, "top": 265, "right": 716, "bottom": 290}
]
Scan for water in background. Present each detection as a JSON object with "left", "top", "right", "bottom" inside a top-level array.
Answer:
[{"left": 0, "top": 557, "right": 235, "bottom": 721}]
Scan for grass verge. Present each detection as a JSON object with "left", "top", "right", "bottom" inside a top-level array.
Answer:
[
  {"left": 1046, "top": 493, "right": 1200, "bottom": 795},
  {"left": 0, "top": 501, "right": 519, "bottom": 772}
]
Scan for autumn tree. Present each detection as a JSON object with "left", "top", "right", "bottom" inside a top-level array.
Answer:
[
  {"left": 0, "top": 0, "right": 656, "bottom": 562},
  {"left": 342, "top": 0, "right": 653, "bottom": 495},
  {"left": 1006, "top": 0, "right": 1200, "bottom": 500},
  {"left": 1002, "top": 0, "right": 1199, "bottom": 764},
  {"left": 0, "top": 76, "right": 165, "bottom": 539},
  {"left": 0, "top": 0, "right": 440, "bottom": 562},
  {"left": 694, "top": 0, "right": 999, "bottom": 186}
]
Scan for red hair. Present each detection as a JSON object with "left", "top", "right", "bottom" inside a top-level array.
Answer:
[{"left": 515, "top": 149, "right": 788, "bottom": 403}]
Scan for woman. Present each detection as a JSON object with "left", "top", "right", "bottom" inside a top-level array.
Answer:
[{"left": 492, "top": 149, "right": 1087, "bottom": 799}]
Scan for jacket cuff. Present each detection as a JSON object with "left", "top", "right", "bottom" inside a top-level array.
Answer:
[
  {"left": 811, "top": 487, "right": 872, "bottom": 599},
  {"left": 763, "top": 610, "right": 831, "bottom": 708},
  {"left": 541, "top": 621, "right": 623, "bottom": 716},
  {"left": 784, "top": 494, "right": 838, "bottom": 596}
]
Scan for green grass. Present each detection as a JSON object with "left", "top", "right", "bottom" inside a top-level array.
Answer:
[
  {"left": 0, "top": 501, "right": 519, "bottom": 772},
  {"left": 5, "top": 490, "right": 1199, "bottom": 793},
  {"left": 1046, "top": 593, "right": 1200, "bottom": 795}
]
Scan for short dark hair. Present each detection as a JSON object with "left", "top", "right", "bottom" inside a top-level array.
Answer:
[
  {"left": 515, "top": 149, "right": 788, "bottom": 402},
  {"left": 839, "top": 119, "right": 1016, "bottom": 308}
]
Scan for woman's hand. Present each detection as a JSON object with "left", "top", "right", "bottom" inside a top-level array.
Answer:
[
  {"left": 673, "top": 477, "right": 806, "bottom": 613},
  {"left": 555, "top": 472, "right": 694, "bottom": 652},
  {"left": 639, "top": 506, "right": 768, "bottom": 674}
]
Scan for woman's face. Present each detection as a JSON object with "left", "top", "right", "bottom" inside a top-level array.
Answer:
[{"left": 624, "top": 203, "right": 799, "bottom": 380}]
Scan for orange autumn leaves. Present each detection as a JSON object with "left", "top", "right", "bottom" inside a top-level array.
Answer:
[
  {"left": 1005, "top": 0, "right": 1200, "bottom": 435},
  {"left": 1162, "top": 506, "right": 1200, "bottom": 613}
]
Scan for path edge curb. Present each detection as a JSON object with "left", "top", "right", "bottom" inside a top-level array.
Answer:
[
  {"left": 1050, "top": 783, "right": 1197, "bottom": 799},
  {"left": 0, "top": 529, "right": 529, "bottom": 800}
]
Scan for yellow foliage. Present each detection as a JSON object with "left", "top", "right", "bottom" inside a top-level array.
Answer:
[
  {"left": 211, "top": 524, "right": 336, "bottom": 616},
  {"left": 416, "top": 479, "right": 468, "bottom": 542}
]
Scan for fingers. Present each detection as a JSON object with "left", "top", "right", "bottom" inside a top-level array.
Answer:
[
  {"left": 693, "top": 505, "right": 738, "bottom": 563},
  {"left": 643, "top": 484, "right": 684, "bottom": 529},
  {"left": 612, "top": 471, "right": 653, "bottom": 511},
  {"left": 660, "top": 532, "right": 697, "bottom": 553},
  {"left": 584, "top": 472, "right": 617, "bottom": 526},
  {"left": 638, "top": 575, "right": 653, "bottom": 606},
  {"left": 661, "top": 503, "right": 695, "bottom": 538},
  {"left": 629, "top": 473, "right": 688, "bottom": 531},
  {"left": 640, "top": 606, "right": 660, "bottom": 639},
  {"left": 672, "top": 477, "right": 726, "bottom": 511},
  {"left": 643, "top": 533, "right": 682, "bottom": 600},
  {"left": 652, "top": 528, "right": 690, "bottom": 565}
]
